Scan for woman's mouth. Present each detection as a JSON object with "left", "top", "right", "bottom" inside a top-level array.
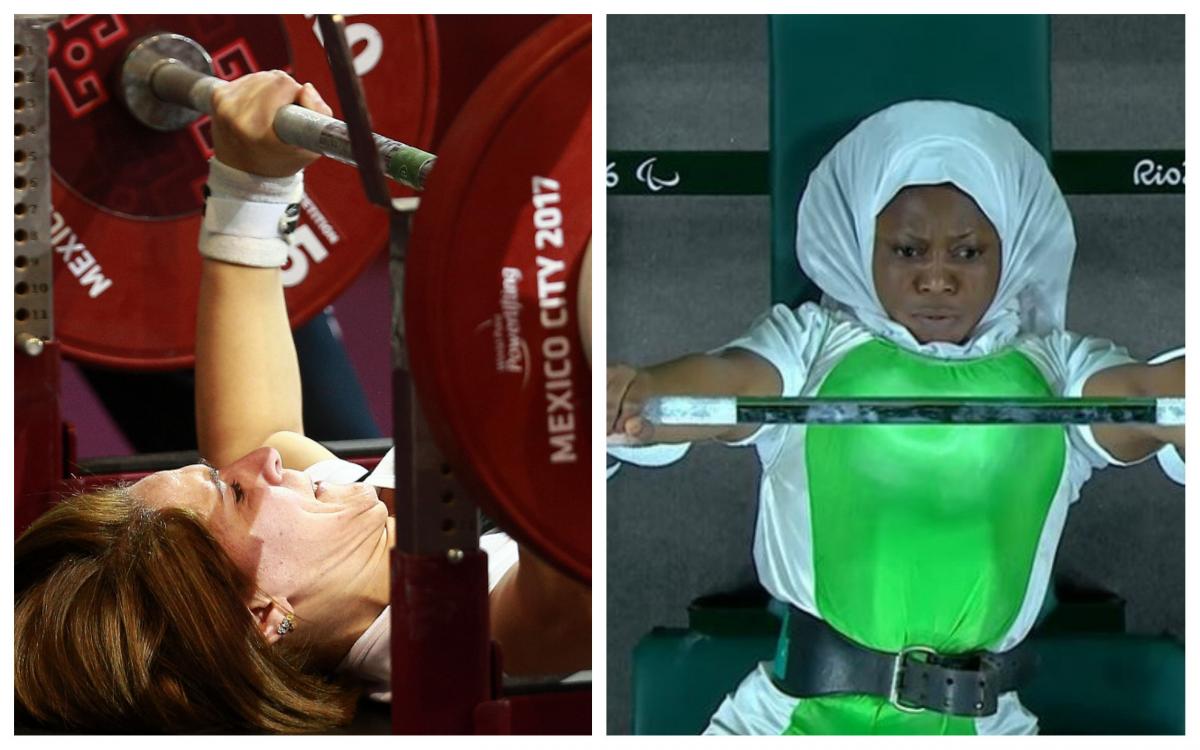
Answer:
[
  {"left": 906, "top": 310, "right": 964, "bottom": 341},
  {"left": 911, "top": 310, "right": 959, "bottom": 325}
]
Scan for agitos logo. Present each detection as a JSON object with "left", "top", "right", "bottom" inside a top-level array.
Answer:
[{"left": 634, "top": 156, "right": 681, "bottom": 192}]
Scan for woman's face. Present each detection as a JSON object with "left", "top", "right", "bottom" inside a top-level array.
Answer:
[
  {"left": 872, "top": 183, "right": 1002, "bottom": 344},
  {"left": 129, "top": 447, "right": 386, "bottom": 600}
]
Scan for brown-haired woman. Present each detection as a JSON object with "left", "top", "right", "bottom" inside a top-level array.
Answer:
[{"left": 14, "top": 71, "right": 590, "bottom": 733}]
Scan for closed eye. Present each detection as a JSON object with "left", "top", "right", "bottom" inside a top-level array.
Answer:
[{"left": 201, "top": 459, "right": 245, "bottom": 505}]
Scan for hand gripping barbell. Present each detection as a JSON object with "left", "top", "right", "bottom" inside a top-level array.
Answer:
[{"left": 120, "top": 31, "right": 436, "bottom": 190}]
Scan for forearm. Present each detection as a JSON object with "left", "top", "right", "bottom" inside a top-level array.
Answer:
[
  {"left": 1085, "top": 357, "right": 1185, "bottom": 461},
  {"left": 639, "top": 350, "right": 781, "bottom": 442},
  {"left": 193, "top": 71, "right": 331, "bottom": 466},
  {"left": 489, "top": 547, "right": 590, "bottom": 675},
  {"left": 195, "top": 260, "right": 303, "bottom": 465}
]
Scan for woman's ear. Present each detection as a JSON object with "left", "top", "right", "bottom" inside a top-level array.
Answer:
[{"left": 247, "top": 592, "right": 294, "bottom": 645}]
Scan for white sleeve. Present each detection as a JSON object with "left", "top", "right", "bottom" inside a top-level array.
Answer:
[
  {"left": 480, "top": 531, "right": 520, "bottom": 592},
  {"left": 606, "top": 441, "right": 691, "bottom": 469},
  {"left": 305, "top": 447, "right": 396, "bottom": 488},
  {"left": 713, "top": 302, "right": 829, "bottom": 458},
  {"left": 1020, "top": 331, "right": 1139, "bottom": 469},
  {"left": 304, "top": 456, "right": 370, "bottom": 483},
  {"left": 304, "top": 444, "right": 398, "bottom": 484},
  {"left": 362, "top": 447, "right": 395, "bottom": 489}
]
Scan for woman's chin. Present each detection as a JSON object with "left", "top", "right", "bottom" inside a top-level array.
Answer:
[{"left": 905, "top": 323, "right": 970, "bottom": 345}]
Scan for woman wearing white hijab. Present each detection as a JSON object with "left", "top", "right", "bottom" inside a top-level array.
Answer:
[{"left": 607, "top": 100, "right": 1184, "bottom": 735}]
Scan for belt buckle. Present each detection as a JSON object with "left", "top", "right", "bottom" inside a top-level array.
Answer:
[{"left": 890, "top": 645, "right": 938, "bottom": 714}]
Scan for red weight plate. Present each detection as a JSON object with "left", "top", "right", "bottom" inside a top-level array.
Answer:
[
  {"left": 48, "top": 14, "right": 438, "bottom": 369},
  {"left": 430, "top": 14, "right": 554, "bottom": 148},
  {"left": 406, "top": 16, "right": 591, "bottom": 582}
]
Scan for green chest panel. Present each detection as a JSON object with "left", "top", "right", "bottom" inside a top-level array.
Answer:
[{"left": 804, "top": 339, "right": 1066, "bottom": 655}]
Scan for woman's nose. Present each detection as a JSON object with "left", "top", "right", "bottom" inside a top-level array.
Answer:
[
  {"left": 223, "top": 446, "right": 285, "bottom": 485},
  {"left": 914, "top": 259, "right": 957, "bottom": 294}
]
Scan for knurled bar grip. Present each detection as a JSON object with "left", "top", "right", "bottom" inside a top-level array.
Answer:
[
  {"left": 148, "top": 59, "right": 437, "bottom": 190},
  {"left": 643, "top": 396, "right": 1186, "bottom": 426}
]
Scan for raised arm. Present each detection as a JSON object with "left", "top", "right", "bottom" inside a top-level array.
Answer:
[
  {"left": 608, "top": 348, "right": 782, "bottom": 444},
  {"left": 194, "top": 72, "right": 334, "bottom": 466},
  {"left": 1083, "top": 357, "right": 1185, "bottom": 461}
]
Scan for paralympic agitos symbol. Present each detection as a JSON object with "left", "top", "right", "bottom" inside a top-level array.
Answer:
[{"left": 635, "top": 156, "right": 681, "bottom": 192}]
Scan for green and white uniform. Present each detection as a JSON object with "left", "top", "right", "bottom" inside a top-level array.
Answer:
[
  {"left": 698, "top": 102, "right": 1148, "bottom": 734},
  {"left": 610, "top": 101, "right": 1175, "bottom": 734},
  {"left": 703, "top": 304, "right": 1133, "bottom": 735}
]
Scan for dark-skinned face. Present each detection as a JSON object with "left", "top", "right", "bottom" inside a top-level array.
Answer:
[{"left": 871, "top": 183, "right": 1002, "bottom": 344}]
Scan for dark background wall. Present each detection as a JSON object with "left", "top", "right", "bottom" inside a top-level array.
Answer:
[{"left": 607, "top": 14, "right": 1184, "bottom": 734}]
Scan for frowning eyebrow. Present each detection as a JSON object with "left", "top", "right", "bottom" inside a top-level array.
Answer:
[{"left": 893, "top": 228, "right": 978, "bottom": 241}]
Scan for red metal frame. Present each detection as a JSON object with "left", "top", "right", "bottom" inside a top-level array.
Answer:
[
  {"left": 387, "top": 15, "right": 591, "bottom": 734},
  {"left": 15, "top": 341, "right": 64, "bottom": 539}
]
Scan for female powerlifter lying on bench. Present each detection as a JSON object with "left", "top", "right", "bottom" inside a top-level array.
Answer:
[
  {"left": 608, "top": 100, "right": 1183, "bottom": 735},
  {"left": 15, "top": 71, "right": 590, "bottom": 733}
]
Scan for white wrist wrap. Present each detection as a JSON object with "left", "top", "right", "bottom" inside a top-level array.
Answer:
[
  {"left": 1148, "top": 346, "right": 1186, "bottom": 485},
  {"left": 204, "top": 197, "right": 298, "bottom": 239},
  {"left": 198, "top": 157, "right": 305, "bottom": 268}
]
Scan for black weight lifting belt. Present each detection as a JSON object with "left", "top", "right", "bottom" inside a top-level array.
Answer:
[{"left": 769, "top": 605, "right": 1038, "bottom": 717}]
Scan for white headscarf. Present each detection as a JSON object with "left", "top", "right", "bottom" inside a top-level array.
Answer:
[{"left": 796, "top": 100, "right": 1075, "bottom": 358}]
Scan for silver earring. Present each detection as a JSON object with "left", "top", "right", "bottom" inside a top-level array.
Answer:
[{"left": 276, "top": 612, "right": 296, "bottom": 636}]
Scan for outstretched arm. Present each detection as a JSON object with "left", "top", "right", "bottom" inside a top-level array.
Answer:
[
  {"left": 608, "top": 349, "right": 782, "bottom": 444},
  {"left": 195, "top": 262, "right": 302, "bottom": 466},
  {"left": 194, "top": 72, "right": 333, "bottom": 466},
  {"left": 1083, "top": 357, "right": 1185, "bottom": 461}
]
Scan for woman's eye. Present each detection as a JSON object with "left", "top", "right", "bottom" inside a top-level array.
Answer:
[
  {"left": 232, "top": 481, "right": 245, "bottom": 504},
  {"left": 955, "top": 246, "right": 981, "bottom": 260},
  {"left": 893, "top": 245, "right": 919, "bottom": 258}
]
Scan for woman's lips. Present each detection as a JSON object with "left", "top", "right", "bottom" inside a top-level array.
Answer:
[{"left": 909, "top": 311, "right": 960, "bottom": 329}]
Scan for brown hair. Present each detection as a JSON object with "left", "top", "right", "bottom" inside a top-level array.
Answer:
[{"left": 15, "top": 485, "right": 358, "bottom": 733}]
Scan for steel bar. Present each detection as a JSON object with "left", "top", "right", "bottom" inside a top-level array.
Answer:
[{"left": 644, "top": 396, "right": 1186, "bottom": 426}]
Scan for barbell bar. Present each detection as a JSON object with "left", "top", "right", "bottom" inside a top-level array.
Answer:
[
  {"left": 643, "top": 396, "right": 1186, "bottom": 426},
  {"left": 120, "top": 32, "right": 437, "bottom": 190}
]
